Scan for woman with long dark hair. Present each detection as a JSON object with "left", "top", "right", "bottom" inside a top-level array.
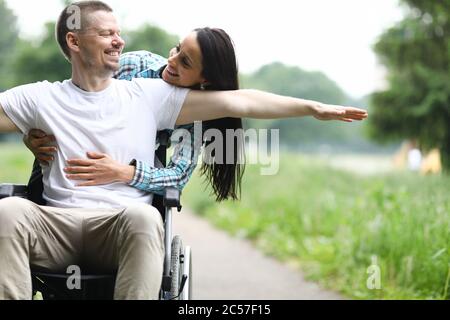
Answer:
[{"left": 24, "top": 27, "right": 366, "bottom": 203}]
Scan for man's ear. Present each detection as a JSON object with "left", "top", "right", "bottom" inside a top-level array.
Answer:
[{"left": 66, "top": 32, "right": 80, "bottom": 54}]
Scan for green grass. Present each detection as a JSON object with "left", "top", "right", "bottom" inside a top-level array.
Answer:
[
  {"left": 0, "top": 143, "right": 35, "bottom": 183},
  {"left": 182, "top": 153, "right": 450, "bottom": 300}
]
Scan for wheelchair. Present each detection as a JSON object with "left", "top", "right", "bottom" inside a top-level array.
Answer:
[{"left": 0, "top": 131, "right": 193, "bottom": 300}]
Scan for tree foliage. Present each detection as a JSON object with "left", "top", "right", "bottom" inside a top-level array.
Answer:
[
  {"left": 12, "top": 22, "right": 71, "bottom": 85},
  {"left": 369, "top": 0, "right": 450, "bottom": 169},
  {"left": 0, "top": 0, "right": 19, "bottom": 89},
  {"left": 122, "top": 24, "right": 179, "bottom": 57}
]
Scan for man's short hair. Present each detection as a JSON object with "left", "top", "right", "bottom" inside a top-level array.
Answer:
[{"left": 56, "top": 1, "right": 113, "bottom": 61}]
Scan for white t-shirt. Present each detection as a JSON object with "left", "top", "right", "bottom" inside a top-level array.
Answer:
[{"left": 0, "top": 78, "right": 189, "bottom": 208}]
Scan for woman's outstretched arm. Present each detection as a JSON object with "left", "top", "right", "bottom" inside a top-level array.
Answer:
[{"left": 176, "top": 89, "right": 367, "bottom": 125}]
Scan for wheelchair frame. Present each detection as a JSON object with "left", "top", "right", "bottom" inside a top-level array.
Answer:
[{"left": 0, "top": 131, "right": 193, "bottom": 300}]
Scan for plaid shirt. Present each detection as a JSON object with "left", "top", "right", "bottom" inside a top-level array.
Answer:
[{"left": 114, "top": 50, "right": 201, "bottom": 194}]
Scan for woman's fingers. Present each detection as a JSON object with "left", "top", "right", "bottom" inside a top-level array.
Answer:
[
  {"left": 64, "top": 166, "right": 95, "bottom": 173},
  {"left": 343, "top": 108, "right": 368, "bottom": 116},
  {"left": 345, "top": 115, "right": 365, "bottom": 120},
  {"left": 66, "top": 159, "right": 94, "bottom": 166},
  {"left": 341, "top": 109, "right": 367, "bottom": 119},
  {"left": 317, "top": 104, "right": 368, "bottom": 121},
  {"left": 87, "top": 151, "right": 106, "bottom": 159},
  {"left": 346, "top": 113, "right": 367, "bottom": 119},
  {"left": 66, "top": 173, "right": 93, "bottom": 180}
]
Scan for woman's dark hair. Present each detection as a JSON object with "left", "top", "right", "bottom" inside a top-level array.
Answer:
[{"left": 194, "top": 27, "right": 245, "bottom": 202}]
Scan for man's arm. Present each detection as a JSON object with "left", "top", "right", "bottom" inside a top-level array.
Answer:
[
  {"left": 0, "top": 103, "right": 20, "bottom": 132},
  {"left": 176, "top": 89, "right": 368, "bottom": 125}
]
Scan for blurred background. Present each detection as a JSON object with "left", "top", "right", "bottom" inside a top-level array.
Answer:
[{"left": 0, "top": 0, "right": 449, "bottom": 299}]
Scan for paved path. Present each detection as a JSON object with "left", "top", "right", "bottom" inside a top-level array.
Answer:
[
  {"left": 321, "top": 154, "right": 395, "bottom": 176},
  {"left": 172, "top": 209, "right": 343, "bottom": 300}
]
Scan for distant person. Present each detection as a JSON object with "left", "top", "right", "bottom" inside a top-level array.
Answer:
[
  {"left": 407, "top": 148, "right": 422, "bottom": 171},
  {"left": 420, "top": 149, "right": 442, "bottom": 175},
  {"left": 393, "top": 139, "right": 422, "bottom": 171}
]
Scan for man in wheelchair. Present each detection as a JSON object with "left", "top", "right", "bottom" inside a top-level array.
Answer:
[{"left": 0, "top": 2, "right": 198, "bottom": 300}]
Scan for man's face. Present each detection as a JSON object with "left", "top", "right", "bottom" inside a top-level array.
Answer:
[{"left": 76, "top": 11, "right": 125, "bottom": 75}]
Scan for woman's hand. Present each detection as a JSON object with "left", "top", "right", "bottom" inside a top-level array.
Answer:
[
  {"left": 23, "top": 129, "right": 57, "bottom": 166},
  {"left": 65, "top": 152, "right": 135, "bottom": 187},
  {"left": 312, "top": 103, "right": 368, "bottom": 122}
]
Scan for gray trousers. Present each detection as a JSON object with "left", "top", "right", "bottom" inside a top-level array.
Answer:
[{"left": 0, "top": 197, "right": 164, "bottom": 300}]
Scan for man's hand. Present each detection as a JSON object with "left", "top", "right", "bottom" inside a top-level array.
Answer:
[
  {"left": 312, "top": 103, "right": 368, "bottom": 122},
  {"left": 65, "top": 152, "right": 135, "bottom": 186},
  {"left": 23, "top": 129, "right": 57, "bottom": 166}
]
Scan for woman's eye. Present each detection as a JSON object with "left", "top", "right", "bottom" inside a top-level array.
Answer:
[{"left": 181, "top": 58, "right": 189, "bottom": 67}]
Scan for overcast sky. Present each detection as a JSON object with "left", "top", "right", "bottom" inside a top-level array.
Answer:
[{"left": 5, "top": 0, "right": 405, "bottom": 98}]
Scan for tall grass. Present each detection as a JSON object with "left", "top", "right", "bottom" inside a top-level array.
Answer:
[{"left": 183, "top": 153, "right": 450, "bottom": 299}]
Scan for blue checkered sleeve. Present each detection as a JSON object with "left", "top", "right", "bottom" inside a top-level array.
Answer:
[
  {"left": 114, "top": 50, "right": 201, "bottom": 194},
  {"left": 113, "top": 50, "right": 167, "bottom": 80},
  {"left": 129, "top": 124, "right": 202, "bottom": 194}
]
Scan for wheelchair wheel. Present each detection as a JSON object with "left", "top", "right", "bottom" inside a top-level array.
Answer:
[
  {"left": 170, "top": 235, "right": 183, "bottom": 299},
  {"left": 180, "top": 245, "right": 192, "bottom": 300}
]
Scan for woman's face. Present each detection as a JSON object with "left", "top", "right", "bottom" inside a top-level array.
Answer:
[{"left": 161, "top": 32, "right": 206, "bottom": 88}]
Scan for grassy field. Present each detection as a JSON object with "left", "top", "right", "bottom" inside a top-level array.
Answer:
[
  {"left": 182, "top": 153, "right": 450, "bottom": 300},
  {"left": 1, "top": 143, "right": 449, "bottom": 299}
]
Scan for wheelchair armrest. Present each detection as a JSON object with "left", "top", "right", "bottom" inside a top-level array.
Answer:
[
  {"left": 0, "top": 184, "right": 28, "bottom": 200},
  {"left": 163, "top": 187, "right": 182, "bottom": 212}
]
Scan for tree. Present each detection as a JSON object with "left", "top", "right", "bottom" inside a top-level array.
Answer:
[
  {"left": 0, "top": 0, "right": 19, "bottom": 89},
  {"left": 12, "top": 22, "right": 71, "bottom": 86},
  {"left": 123, "top": 24, "right": 179, "bottom": 57},
  {"left": 369, "top": 0, "right": 450, "bottom": 169}
]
